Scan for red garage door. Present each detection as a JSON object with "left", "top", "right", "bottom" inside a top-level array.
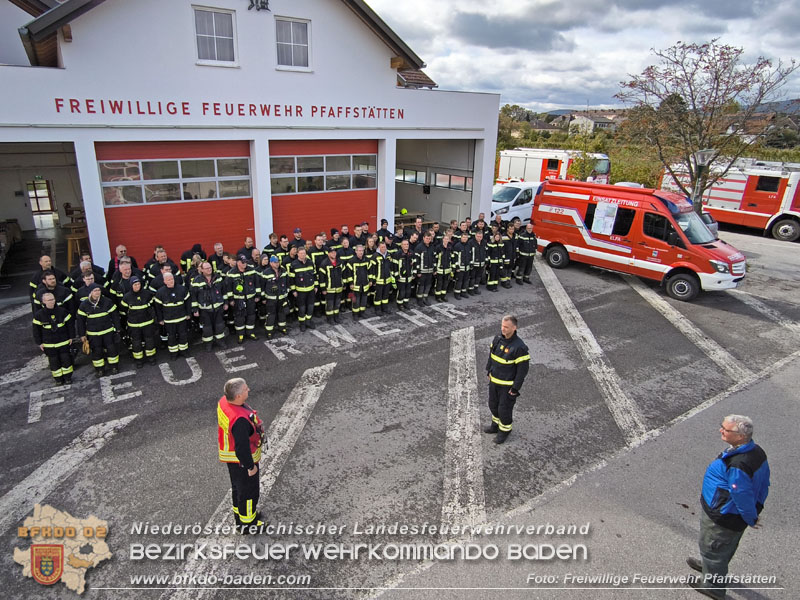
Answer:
[
  {"left": 98, "top": 141, "right": 254, "bottom": 269},
  {"left": 269, "top": 140, "right": 378, "bottom": 238}
]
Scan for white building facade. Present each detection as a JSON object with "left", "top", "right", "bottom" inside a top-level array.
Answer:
[{"left": 0, "top": 0, "right": 499, "bottom": 266}]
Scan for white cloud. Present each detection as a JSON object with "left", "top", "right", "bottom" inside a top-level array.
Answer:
[{"left": 366, "top": 0, "right": 800, "bottom": 111}]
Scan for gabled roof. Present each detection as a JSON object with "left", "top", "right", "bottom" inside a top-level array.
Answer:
[
  {"left": 397, "top": 69, "right": 436, "bottom": 89},
  {"left": 15, "top": 0, "right": 427, "bottom": 72}
]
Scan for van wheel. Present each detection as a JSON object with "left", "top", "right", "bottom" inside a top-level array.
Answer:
[
  {"left": 546, "top": 246, "right": 569, "bottom": 269},
  {"left": 666, "top": 273, "right": 699, "bottom": 302},
  {"left": 771, "top": 219, "right": 800, "bottom": 242}
]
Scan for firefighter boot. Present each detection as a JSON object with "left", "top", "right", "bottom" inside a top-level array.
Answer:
[
  {"left": 494, "top": 430, "right": 510, "bottom": 444},
  {"left": 63, "top": 373, "right": 72, "bottom": 385},
  {"left": 334, "top": 313, "right": 342, "bottom": 323},
  {"left": 483, "top": 421, "right": 499, "bottom": 434}
]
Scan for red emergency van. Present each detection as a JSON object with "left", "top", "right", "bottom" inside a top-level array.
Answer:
[{"left": 532, "top": 180, "right": 746, "bottom": 301}]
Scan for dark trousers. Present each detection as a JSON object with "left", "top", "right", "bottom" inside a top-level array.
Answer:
[
  {"left": 233, "top": 298, "right": 256, "bottom": 333},
  {"left": 324, "top": 291, "right": 342, "bottom": 316},
  {"left": 416, "top": 273, "right": 433, "bottom": 299},
  {"left": 434, "top": 272, "right": 451, "bottom": 297},
  {"left": 454, "top": 269, "right": 470, "bottom": 294},
  {"left": 487, "top": 262, "right": 501, "bottom": 288},
  {"left": 488, "top": 382, "right": 517, "bottom": 432},
  {"left": 199, "top": 309, "right": 226, "bottom": 344},
  {"left": 164, "top": 320, "right": 189, "bottom": 353},
  {"left": 396, "top": 280, "right": 413, "bottom": 306},
  {"left": 373, "top": 283, "right": 391, "bottom": 307},
  {"left": 44, "top": 345, "right": 73, "bottom": 380},
  {"left": 469, "top": 265, "right": 485, "bottom": 291},
  {"left": 516, "top": 255, "right": 534, "bottom": 282},
  {"left": 89, "top": 332, "right": 119, "bottom": 369},
  {"left": 129, "top": 324, "right": 156, "bottom": 360},
  {"left": 697, "top": 511, "right": 745, "bottom": 599},
  {"left": 501, "top": 261, "right": 512, "bottom": 283},
  {"left": 295, "top": 290, "right": 315, "bottom": 323},
  {"left": 227, "top": 462, "right": 260, "bottom": 526},
  {"left": 265, "top": 298, "right": 287, "bottom": 333},
  {"left": 352, "top": 289, "right": 369, "bottom": 314}
]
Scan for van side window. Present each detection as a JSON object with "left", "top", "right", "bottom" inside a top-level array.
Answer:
[
  {"left": 755, "top": 176, "right": 780, "bottom": 193},
  {"left": 611, "top": 208, "right": 636, "bottom": 236},
  {"left": 514, "top": 189, "right": 532, "bottom": 206},
  {"left": 547, "top": 159, "right": 559, "bottom": 170},
  {"left": 584, "top": 203, "right": 596, "bottom": 229},
  {"left": 643, "top": 213, "right": 674, "bottom": 242}
]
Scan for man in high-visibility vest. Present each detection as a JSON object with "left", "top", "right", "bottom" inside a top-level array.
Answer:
[
  {"left": 484, "top": 315, "right": 530, "bottom": 444},
  {"left": 217, "top": 377, "right": 266, "bottom": 531}
]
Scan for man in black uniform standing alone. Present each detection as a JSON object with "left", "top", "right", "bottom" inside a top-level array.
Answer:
[
  {"left": 217, "top": 377, "right": 266, "bottom": 530},
  {"left": 484, "top": 315, "right": 530, "bottom": 444}
]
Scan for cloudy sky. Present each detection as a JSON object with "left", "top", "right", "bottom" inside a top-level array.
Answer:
[{"left": 367, "top": 0, "right": 800, "bottom": 112}]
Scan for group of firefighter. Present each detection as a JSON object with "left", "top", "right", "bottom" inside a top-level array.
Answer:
[{"left": 30, "top": 213, "right": 537, "bottom": 385}]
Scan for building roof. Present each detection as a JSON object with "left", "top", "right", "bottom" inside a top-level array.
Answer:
[
  {"left": 397, "top": 69, "right": 437, "bottom": 89},
  {"left": 15, "top": 0, "right": 427, "bottom": 71}
]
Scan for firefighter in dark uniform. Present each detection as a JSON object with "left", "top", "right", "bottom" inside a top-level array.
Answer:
[
  {"left": 484, "top": 315, "right": 530, "bottom": 444},
  {"left": 192, "top": 261, "right": 228, "bottom": 351},
  {"left": 348, "top": 245, "right": 372, "bottom": 319},
  {"left": 121, "top": 276, "right": 157, "bottom": 367},
  {"left": 76, "top": 283, "right": 121, "bottom": 377},
  {"left": 34, "top": 271, "right": 75, "bottom": 314},
  {"left": 336, "top": 236, "right": 355, "bottom": 312},
  {"left": 451, "top": 231, "right": 472, "bottom": 299},
  {"left": 217, "top": 377, "right": 266, "bottom": 529},
  {"left": 226, "top": 254, "right": 260, "bottom": 343},
  {"left": 414, "top": 232, "right": 436, "bottom": 306},
  {"left": 261, "top": 256, "right": 289, "bottom": 338},
  {"left": 500, "top": 223, "right": 516, "bottom": 289},
  {"left": 318, "top": 247, "right": 345, "bottom": 324},
  {"left": 309, "top": 235, "right": 328, "bottom": 316},
  {"left": 290, "top": 247, "right": 317, "bottom": 331},
  {"left": 486, "top": 231, "right": 504, "bottom": 292},
  {"left": 32, "top": 291, "right": 74, "bottom": 385},
  {"left": 468, "top": 229, "right": 487, "bottom": 295},
  {"left": 154, "top": 272, "right": 192, "bottom": 358},
  {"left": 392, "top": 239, "right": 416, "bottom": 311},
  {"left": 433, "top": 232, "right": 453, "bottom": 302},
  {"left": 370, "top": 241, "right": 394, "bottom": 314},
  {"left": 515, "top": 223, "right": 538, "bottom": 284}
]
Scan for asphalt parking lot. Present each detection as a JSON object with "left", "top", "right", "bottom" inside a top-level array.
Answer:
[{"left": 1, "top": 226, "right": 798, "bottom": 599}]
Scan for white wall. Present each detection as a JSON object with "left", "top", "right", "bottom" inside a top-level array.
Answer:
[{"left": 0, "top": 2, "right": 30, "bottom": 66}]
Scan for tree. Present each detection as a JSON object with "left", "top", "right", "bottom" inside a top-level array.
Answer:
[{"left": 617, "top": 40, "right": 798, "bottom": 212}]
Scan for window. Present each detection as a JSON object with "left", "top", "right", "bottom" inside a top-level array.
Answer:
[
  {"left": 100, "top": 157, "right": 251, "bottom": 206},
  {"left": 276, "top": 18, "right": 309, "bottom": 68},
  {"left": 513, "top": 189, "right": 532, "bottom": 207},
  {"left": 270, "top": 154, "right": 377, "bottom": 195},
  {"left": 643, "top": 213, "right": 675, "bottom": 242},
  {"left": 194, "top": 8, "right": 236, "bottom": 64},
  {"left": 611, "top": 208, "right": 635, "bottom": 236},
  {"left": 755, "top": 176, "right": 780, "bottom": 193},
  {"left": 433, "top": 174, "right": 474, "bottom": 191},
  {"left": 546, "top": 159, "right": 559, "bottom": 170},
  {"left": 395, "top": 168, "right": 426, "bottom": 184}
]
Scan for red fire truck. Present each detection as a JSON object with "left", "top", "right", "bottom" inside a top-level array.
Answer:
[
  {"left": 497, "top": 148, "right": 610, "bottom": 185},
  {"left": 660, "top": 158, "right": 800, "bottom": 242}
]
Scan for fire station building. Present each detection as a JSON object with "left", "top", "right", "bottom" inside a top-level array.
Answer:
[{"left": 0, "top": 0, "right": 499, "bottom": 267}]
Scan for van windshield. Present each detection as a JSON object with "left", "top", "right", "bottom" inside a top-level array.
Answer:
[
  {"left": 493, "top": 185, "right": 521, "bottom": 204},
  {"left": 674, "top": 210, "right": 716, "bottom": 244},
  {"left": 594, "top": 159, "right": 610, "bottom": 175}
]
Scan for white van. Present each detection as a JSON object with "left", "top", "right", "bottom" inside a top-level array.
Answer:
[{"left": 491, "top": 181, "right": 542, "bottom": 224}]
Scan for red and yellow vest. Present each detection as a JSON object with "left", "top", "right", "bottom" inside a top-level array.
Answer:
[{"left": 217, "top": 397, "right": 264, "bottom": 464}]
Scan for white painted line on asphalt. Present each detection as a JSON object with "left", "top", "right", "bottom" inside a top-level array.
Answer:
[
  {"left": 535, "top": 262, "right": 646, "bottom": 445},
  {"left": 729, "top": 289, "right": 800, "bottom": 335},
  {"left": 1, "top": 354, "right": 48, "bottom": 386},
  {"left": 442, "top": 327, "right": 486, "bottom": 530},
  {"left": 623, "top": 275, "right": 755, "bottom": 383},
  {"left": 0, "top": 303, "right": 31, "bottom": 327},
  {"left": 0, "top": 415, "right": 137, "bottom": 534},
  {"left": 164, "top": 362, "right": 336, "bottom": 600},
  {"left": 369, "top": 348, "right": 800, "bottom": 599}
]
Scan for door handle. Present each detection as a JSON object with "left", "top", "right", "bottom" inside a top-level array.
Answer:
[
  {"left": 747, "top": 203, "right": 757, "bottom": 207},
  {"left": 638, "top": 242, "right": 647, "bottom": 246}
]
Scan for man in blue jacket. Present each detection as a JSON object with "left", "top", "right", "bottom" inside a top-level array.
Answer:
[{"left": 687, "top": 415, "right": 770, "bottom": 599}]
